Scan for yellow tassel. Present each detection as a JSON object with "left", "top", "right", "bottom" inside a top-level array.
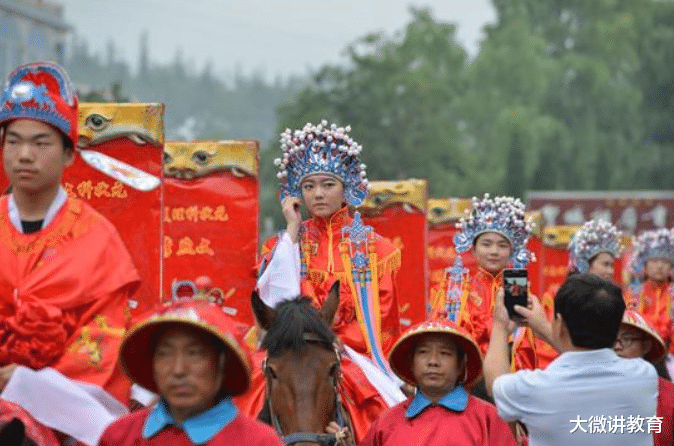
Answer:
[{"left": 378, "top": 249, "right": 401, "bottom": 278}]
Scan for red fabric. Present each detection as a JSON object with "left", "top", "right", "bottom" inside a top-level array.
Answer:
[
  {"left": 361, "top": 205, "right": 427, "bottom": 328},
  {"left": 656, "top": 377, "right": 674, "bottom": 446},
  {"left": 0, "top": 196, "right": 140, "bottom": 403},
  {"left": 234, "top": 350, "right": 388, "bottom": 443},
  {"left": 631, "top": 281, "right": 674, "bottom": 354},
  {"left": 526, "top": 236, "right": 543, "bottom": 297},
  {"left": 62, "top": 135, "right": 162, "bottom": 315},
  {"left": 535, "top": 284, "right": 559, "bottom": 369},
  {"left": 0, "top": 398, "right": 59, "bottom": 446},
  {"left": 163, "top": 172, "right": 258, "bottom": 325},
  {"left": 98, "top": 408, "right": 283, "bottom": 446},
  {"left": 358, "top": 394, "right": 517, "bottom": 446}
]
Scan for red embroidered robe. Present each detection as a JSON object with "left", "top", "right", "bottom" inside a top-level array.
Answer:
[{"left": 0, "top": 195, "right": 140, "bottom": 403}]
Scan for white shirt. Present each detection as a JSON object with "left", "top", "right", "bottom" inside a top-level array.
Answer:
[{"left": 493, "top": 348, "right": 657, "bottom": 446}]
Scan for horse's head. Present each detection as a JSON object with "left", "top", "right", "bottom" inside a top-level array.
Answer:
[{"left": 252, "top": 282, "right": 347, "bottom": 446}]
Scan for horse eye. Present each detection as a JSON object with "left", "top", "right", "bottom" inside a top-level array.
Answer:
[
  {"left": 192, "top": 150, "right": 213, "bottom": 165},
  {"left": 85, "top": 114, "right": 110, "bottom": 131}
]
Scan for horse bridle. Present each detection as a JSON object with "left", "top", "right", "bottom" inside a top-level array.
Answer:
[{"left": 263, "top": 334, "right": 354, "bottom": 446}]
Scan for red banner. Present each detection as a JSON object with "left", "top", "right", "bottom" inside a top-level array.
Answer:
[
  {"left": 163, "top": 140, "right": 259, "bottom": 326},
  {"left": 359, "top": 180, "right": 428, "bottom": 328},
  {"left": 70, "top": 103, "right": 164, "bottom": 314}
]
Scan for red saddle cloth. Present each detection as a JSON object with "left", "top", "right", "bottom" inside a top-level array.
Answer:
[{"left": 0, "top": 398, "right": 59, "bottom": 446}]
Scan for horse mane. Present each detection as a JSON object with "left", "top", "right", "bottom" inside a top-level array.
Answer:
[{"left": 261, "top": 297, "right": 336, "bottom": 357}]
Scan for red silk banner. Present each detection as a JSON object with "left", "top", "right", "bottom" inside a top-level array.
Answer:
[
  {"left": 163, "top": 140, "right": 259, "bottom": 326},
  {"left": 69, "top": 103, "right": 164, "bottom": 314},
  {"left": 359, "top": 180, "right": 428, "bottom": 328}
]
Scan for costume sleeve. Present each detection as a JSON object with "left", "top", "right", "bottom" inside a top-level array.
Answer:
[
  {"left": 256, "top": 232, "right": 301, "bottom": 308},
  {"left": 1, "top": 366, "right": 127, "bottom": 446},
  {"left": 377, "top": 249, "right": 402, "bottom": 355},
  {"left": 491, "top": 372, "right": 532, "bottom": 423}
]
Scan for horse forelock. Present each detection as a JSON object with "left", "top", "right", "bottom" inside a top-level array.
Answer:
[{"left": 261, "top": 297, "right": 336, "bottom": 357}]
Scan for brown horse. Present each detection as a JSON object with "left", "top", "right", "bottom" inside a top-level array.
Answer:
[{"left": 251, "top": 282, "right": 354, "bottom": 446}]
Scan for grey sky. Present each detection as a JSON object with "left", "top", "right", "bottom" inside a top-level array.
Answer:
[{"left": 63, "top": 0, "right": 496, "bottom": 80}]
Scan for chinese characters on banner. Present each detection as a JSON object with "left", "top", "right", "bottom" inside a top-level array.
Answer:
[
  {"left": 163, "top": 140, "right": 259, "bottom": 326},
  {"left": 72, "top": 103, "right": 164, "bottom": 314},
  {"left": 358, "top": 179, "right": 428, "bottom": 327}
]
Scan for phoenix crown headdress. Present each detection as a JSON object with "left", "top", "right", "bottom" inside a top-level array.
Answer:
[
  {"left": 631, "top": 228, "right": 674, "bottom": 276},
  {"left": 569, "top": 220, "right": 622, "bottom": 273},
  {"left": 275, "top": 120, "right": 369, "bottom": 207},
  {"left": 454, "top": 194, "right": 534, "bottom": 267}
]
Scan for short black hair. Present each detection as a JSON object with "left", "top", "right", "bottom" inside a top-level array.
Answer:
[{"left": 554, "top": 273, "right": 625, "bottom": 349}]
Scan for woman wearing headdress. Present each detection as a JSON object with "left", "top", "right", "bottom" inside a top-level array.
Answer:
[
  {"left": 627, "top": 229, "right": 674, "bottom": 356},
  {"left": 537, "top": 219, "right": 623, "bottom": 368},
  {"left": 239, "top": 120, "right": 405, "bottom": 440},
  {"left": 430, "top": 195, "right": 537, "bottom": 377}
]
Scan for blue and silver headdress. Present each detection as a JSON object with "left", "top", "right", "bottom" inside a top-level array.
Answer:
[
  {"left": 568, "top": 220, "right": 622, "bottom": 273},
  {"left": 631, "top": 228, "right": 674, "bottom": 276},
  {"left": 453, "top": 194, "right": 534, "bottom": 267},
  {"left": 275, "top": 120, "right": 369, "bottom": 207}
]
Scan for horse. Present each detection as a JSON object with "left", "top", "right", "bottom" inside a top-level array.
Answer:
[{"left": 251, "top": 281, "right": 354, "bottom": 446}]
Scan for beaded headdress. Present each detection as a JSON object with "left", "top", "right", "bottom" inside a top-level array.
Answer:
[
  {"left": 453, "top": 194, "right": 534, "bottom": 267},
  {"left": 275, "top": 120, "right": 369, "bottom": 207},
  {"left": 0, "top": 62, "right": 78, "bottom": 146},
  {"left": 568, "top": 220, "right": 622, "bottom": 273},
  {"left": 631, "top": 228, "right": 674, "bottom": 276}
]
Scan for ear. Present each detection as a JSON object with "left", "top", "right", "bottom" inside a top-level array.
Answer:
[
  {"left": 319, "top": 280, "right": 340, "bottom": 325},
  {"left": 251, "top": 290, "right": 277, "bottom": 331}
]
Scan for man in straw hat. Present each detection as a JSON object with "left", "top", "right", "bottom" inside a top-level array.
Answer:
[
  {"left": 613, "top": 310, "right": 674, "bottom": 446},
  {"left": 98, "top": 300, "right": 282, "bottom": 446},
  {"left": 354, "top": 318, "right": 516, "bottom": 445},
  {"left": 486, "top": 274, "right": 657, "bottom": 446}
]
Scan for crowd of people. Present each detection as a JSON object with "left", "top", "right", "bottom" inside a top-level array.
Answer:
[{"left": 0, "top": 61, "right": 672, "bottom": 446}]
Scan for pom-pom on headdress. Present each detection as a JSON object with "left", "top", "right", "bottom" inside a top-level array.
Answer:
[
  {"left": 0, "top": 62, "right": 78, "bottom": 147},
  {"left": 453, "top": 194, "right": 534, "bottom": 267},
  {"left": 275, "top": 120, "right": 369, "bottom": 207},
  {"left": 569, "top": 220, "right": 622, "bottom": 273},
  {"left": 631, "top": 228, "right": 674, "bottom": 277}
]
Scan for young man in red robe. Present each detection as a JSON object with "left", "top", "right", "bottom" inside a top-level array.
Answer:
[
  {"left": 98, "top": 299, "right": 283, "bottom": 446},
  {"left": 354, "top": 319, "right": 516, "bottom": 446},
  {"left": 0, "top": 62, "right": 140, "bottom": 444},
  {"left": 613, "top": 310, "right": 674, "bottom": 446}
]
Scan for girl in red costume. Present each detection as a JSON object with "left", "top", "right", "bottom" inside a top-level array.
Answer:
[{"left": 237, "top": 120, "right": 405, "bottom": 441}]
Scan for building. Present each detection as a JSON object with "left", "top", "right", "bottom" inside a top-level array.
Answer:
[{"left": 0, "top": 0, "right": 70, "bottom": 82}]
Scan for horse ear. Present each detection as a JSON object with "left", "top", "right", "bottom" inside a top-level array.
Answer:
[
  {"left": 320, "top": 280, "right": 340, "bottom": 325},
  {"left": 251, "top": 290, "right": 277, "bottom": 331}
]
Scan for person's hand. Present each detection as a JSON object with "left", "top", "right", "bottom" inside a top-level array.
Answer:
[
  {"left": 0, "top": 364, "right": 18, "bottom": 391},
  {"left": 325, "top": 422, "right": 353, "bottom": 445},
  {"left": 493, "top": 288, "right": 517, "bottom": 332},
  {"left": 282, "top": 197, "right": 302, "bottom": 243},
  {"left": 513, "top": 294, "right": 551, "bottom": 341}
]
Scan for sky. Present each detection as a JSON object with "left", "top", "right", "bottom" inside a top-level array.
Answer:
[{"left": 62, "top": 0, "right": 496, "bottom": 81}]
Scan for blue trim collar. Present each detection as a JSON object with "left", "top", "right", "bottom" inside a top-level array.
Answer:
[
  {"left": 142, "top": 397, "right": 238, "bottom": 444},
  {"left": 405, "top": 385, "right": 468, "bottom": 419}
]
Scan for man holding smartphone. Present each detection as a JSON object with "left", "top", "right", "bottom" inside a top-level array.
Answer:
[{"left": 485, "top": 274, "right": 657, "bottom": 446}]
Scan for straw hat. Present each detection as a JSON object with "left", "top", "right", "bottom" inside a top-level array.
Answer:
[
  {"left": 120, "top": 300, "right": 252, "bottom": 397},
  {"left": 620, "top": 310, "right": 666, "bottom": 362},
  {"left": 388, "top": 319, "right": 483, "bottom": 388}
]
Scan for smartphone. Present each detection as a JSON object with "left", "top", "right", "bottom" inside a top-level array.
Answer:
[{"left": 503, "top": 268, "right": 528, "bottom": 320}]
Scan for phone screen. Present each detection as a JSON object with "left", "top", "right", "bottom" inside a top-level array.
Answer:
[{"left": 503, "top": 268, "right": 528, "bottom": 320}]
